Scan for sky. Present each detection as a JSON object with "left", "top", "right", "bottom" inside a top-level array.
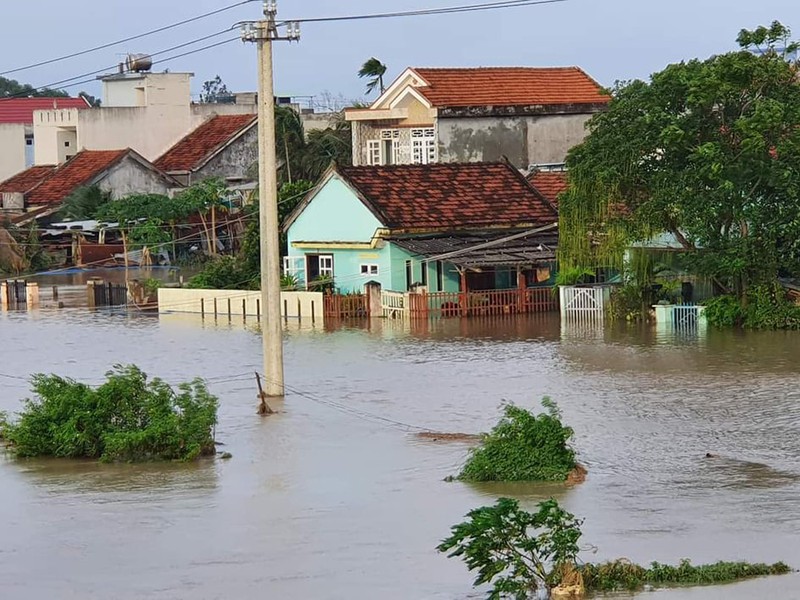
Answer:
[{"left": 1, "top": 0, "right": 798, "bottom": 109}]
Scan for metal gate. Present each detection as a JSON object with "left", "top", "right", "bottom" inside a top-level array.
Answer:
[
  {"left": 5, "top": 280, "right": 27, "bottom": 309},
  {"left": 672, "top": 304, "right": 700, "bottom": 330},
  {"left": 560, "top": 286, "right": 605, "bottom": 321},
  {"left": 93, "top": 282, "right": 128, "bottom": 307}
]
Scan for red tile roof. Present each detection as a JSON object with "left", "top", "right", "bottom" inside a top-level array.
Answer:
[
  {"left": 0, "top": 97, "right": 90, "bottom": 124},
  {"left": 0, "top": 165, "right": 56, "bottom": 193},
  {"left": 337, "top": 162, "right": 557, "bottom": 230},
  {"left": 528, "top": 170, "right": 568, "bottom": 207},
  {"left": 412, "top": 67, "right": 608, "bottom": 108},
  {"left": 26, "top": 150, "right": 129, "bottom": 206},
  {"left": 155, "top": 114, "right": 257, "bottom": 172}
]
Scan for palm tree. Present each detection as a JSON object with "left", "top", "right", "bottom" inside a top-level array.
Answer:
[
  {"left": 358, "top": 58, "right": 387, "bottom": 95},
  {"left": 59, "top": 185, "right": 112, "bottom": 220},
  {"left": 274, "top": 105, "right": 306, "bottom": 184}
]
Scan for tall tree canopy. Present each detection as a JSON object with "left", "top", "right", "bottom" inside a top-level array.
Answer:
[
  {"left": 358, "top": 58, "right": 387, "bottom": 95},
  {"left": 560, "top": 21, "right": 800, "bottom": 299}
]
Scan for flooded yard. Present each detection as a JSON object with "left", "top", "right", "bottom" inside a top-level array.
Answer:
[{"left": 1, "top": 309, "right": 798, "bottom": 599}]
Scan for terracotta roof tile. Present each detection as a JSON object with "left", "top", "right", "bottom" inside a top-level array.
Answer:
[
  {"left": 0, "top": 165, "right": 57, "bottom": 193},
  {"left": 26, "top": 150, "right": 129, "bottom": 206},
  {"left": 0, "top": 97, "right": 90, "bottom": 124},
  {"left": 155, "top": 114, "right": 257, "bottom": 172},
  {"left": 527, "top": 170, "right": 568, "bottom": 207},
  {"left": 412, "top": 67, "right": 608, "bottom": 108},
  {"left": 337, "top": 162, "right": 557, "bottom": 230}
]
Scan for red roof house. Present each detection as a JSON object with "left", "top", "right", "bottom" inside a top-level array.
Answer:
[
  {"left": 0, "top": 97, "right": 91, "bottom": 124},
  {"left": 155, "top": 114, "right": 258, "bottom": 185},
  {"left": 0, "top": 149, "right": 179, "bottom": 224},
  {"left": 345, "top": 65, "right": 608, "bottom": 169}
]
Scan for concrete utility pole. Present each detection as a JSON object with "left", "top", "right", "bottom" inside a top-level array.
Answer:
[{"left": 241, "top": 2, "right": 300, "bottom": 396}]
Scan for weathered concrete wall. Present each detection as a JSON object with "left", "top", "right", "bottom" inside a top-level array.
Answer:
[
  {"left": 195, "top": 126, "right": 258, "bottom": 183},
  {"left": 437, "top": 112, "right": 593, "bottom": 168},
  {"left": 99, "top": 156, "right": 174, "bottom": 199},
  {"left": 158, "top": 287, "right": 325, "bottom": 322},
  {"left": 0, "top": 124, "right": 26, "bottom": 182}
]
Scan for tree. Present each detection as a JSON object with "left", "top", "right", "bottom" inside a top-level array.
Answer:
[
  {"left": 200, "top": 75, "right": 230, "bottom": 103},
  {"left": 59, "top": 186, "right": 111, "bottom": 220},
  {"left": 438, "top": 498, "right": 583, "bottom": 599},
  {"left": 559, "top": 21, "right": 800, "bottom": 303},
  {"left": 358, "top": 58, "right": 387, "bottom": 95},
  {"left": 176, "top": 178, "right": 230, "bottom": 255},
  {"left": 275, "top": 105, "right": 306, "bottom": 183},
  {"left": 0, "top": 76, "right": 68, "bottom": 98},
  {"left": 302, "top": 116, "right": 353, "bottom": 181}
]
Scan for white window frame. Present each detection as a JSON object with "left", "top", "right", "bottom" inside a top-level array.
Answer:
[
  {"left": 411, "top": 127, "right": 436, "bottom": 165},
  {"left": 318, "top": 255, "right": 334, "bottom": 278},
  {"left": 360, "top": 264, "right": 379, "bottom": 276},
  {"left": 366, "top": 140, "right": 382, "bottom": 166}
]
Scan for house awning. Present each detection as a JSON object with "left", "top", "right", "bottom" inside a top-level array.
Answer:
[{"left": 388, "top": 227, "right": 558, "bottom": 269}]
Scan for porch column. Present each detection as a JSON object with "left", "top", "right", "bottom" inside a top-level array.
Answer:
[
  {"left": 365, "top": 280, "right": 382, "bottom": 318},
  {"left": 459, "top": 270, "right": 468, "bottom": 317},
  {"left": 0, "top": 281, "right": 8, "bottom": 310},
  {"left": 517, "top": 267, "right": 527, "bottom": 313},
  {"left": 26, "top": 282, "right": 39, "bottom": 310}
]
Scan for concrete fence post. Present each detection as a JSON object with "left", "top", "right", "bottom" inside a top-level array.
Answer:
[
  {"left": 26, "top": 282, "right": 39, "bottom": 309},
  {"left": 0, "top": 281, "right": 8, "bottom": 310},
  {"left": 365, "top": 280, "right": 382, "bottom": 318}
]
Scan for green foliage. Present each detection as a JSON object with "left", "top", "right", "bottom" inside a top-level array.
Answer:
[
  {"left": 704, "top": 284, "right": 800, "bottom": 329},
  {"left": 281, "top": 274, "right": 298, "bottom": 290},
  {"left": 554, "top": 266, "right": 595, "bottom": 287},
  {"left": 141, "top": 278, "right": 162, "bottom": 296},
  {"left": 3, "top": 365, "right": 217, "bottom": 462},
  {"left": 560, "top": 22, "right": 800, "bottom": 300},
  {"left": 200, "top": 75, "right": 230, "bottom": 103},
  {"left": 0, "top": 75, "right": 68, "bottom": 98},
  {"left": 358, "top": 57, "right": 388, "bottom": 95},
  {"left": 127, "top": 219, "right": 172, "bottom": 250},
  {"left": 187, "top": 255, "right": 257, "bottom": 290},
  {"left": 438, "top": 497, "right": 583, "bottom": 599},
  {"left": 279, "top": 179, "right": 314, "bottom": 225},
  {"left": 580, "top": 559, "right": 791, "bottom": 592},
  {"left": 458, "top": 400, "right": 576, "bottom": 482},
  {"left": 59, "top": 186, "right": 112, "bottom": 220}
]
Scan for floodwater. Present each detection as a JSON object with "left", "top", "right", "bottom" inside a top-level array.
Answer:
[{"left": 1, "top": 309, "right": 799, "bottom": 600}]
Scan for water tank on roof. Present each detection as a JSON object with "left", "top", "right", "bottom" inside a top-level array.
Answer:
[{"left": 125, "top": 53, "right": 153, "bottom": 73}]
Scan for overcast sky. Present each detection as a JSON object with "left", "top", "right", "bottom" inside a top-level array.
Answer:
[{"left": 1, "top": 0, "right": 797, "bottom": 107}]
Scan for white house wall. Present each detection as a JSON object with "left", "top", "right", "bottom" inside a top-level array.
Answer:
[
  {"left": 0, "top": 124, "right": 27, "bottom": 182},
  {"left": 98, "top": 157, "right": 174, "bottom": 199}
]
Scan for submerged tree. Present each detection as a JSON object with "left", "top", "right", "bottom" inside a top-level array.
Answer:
[{"left": 559, "top": 21, "right": 800, "bottom": 302}]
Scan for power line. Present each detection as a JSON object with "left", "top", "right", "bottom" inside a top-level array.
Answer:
[
  {"left": 282, "top": 0, "right": 566, "bottom": 24},
  {"left": 1, "top": 0, "right": 256, "bottom": 76},
  {"left": 0, "top": 34, "right": 240, "bottom": 101}
]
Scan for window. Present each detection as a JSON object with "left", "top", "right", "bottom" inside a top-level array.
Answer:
[
  {"left": 64, "top": 141, "right": 71, "bottom": 148},
  {"left": 367, "top": 140, "right": 381, "bottom": 166},
  {"left": 411, "top": 128, "right": 436, "bottom": 164},
  {"left": 380, "top": 129, "right": 400, "bottom": 165},
  {"left": 405, "top": 260, "right": 413, "bottom": 290},
  {"left": 436, "top": 261, "right": 444, "bottom": 291},
  {"left": 360, "top": 264, "right": 379, "bottom": 276},
  {"left": 319, "top": 255, "right": 333, "bottom": 277},
  {"left": 25, "top": 136, "right": 33, "bottom": 146}
]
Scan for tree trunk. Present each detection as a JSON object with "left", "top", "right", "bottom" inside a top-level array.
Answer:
[{"left": 211, "top": 205, "right": 217, "bottom": 256}]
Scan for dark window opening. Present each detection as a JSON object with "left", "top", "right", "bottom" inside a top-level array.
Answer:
[
  {"left": 405, "top": 260, "right": 412, "bottom": 290},
  {"left": 420, "top": 261, "right": 428, "bottom": 286},
  {"left": 436, "top": 261, "right": 444, "bottom": 291}
]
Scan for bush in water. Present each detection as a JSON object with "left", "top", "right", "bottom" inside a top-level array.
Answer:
[
  {"left": 458, "top": 399, "right": 577, "bottom": 482},
  {"left": 438, "top": 497, "right": 583, "bottom": 600},
  {"left": 3, "top": 365, "right": 218, "bottom": 462},
  {"left": 440, "top": 499, "right": 792, "bottom": 599}
]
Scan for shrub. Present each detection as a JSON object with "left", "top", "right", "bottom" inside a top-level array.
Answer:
[
  {"left": 704, "top": 284, "right": 800, "bottom": 329},
  {"left": 187, "top": 255, "right": 257, "bottom": 290},
  {"left": 580, "top": 559, "right": 791, "bottom": 592},
  {"left": 458, "top": 399, "right": 577, "bottom": 482},
  {"left": 3, "top": 365, "right": 218, "bottom": 462},
  {"left": 438, "top": 498, "right": 583, "bottom": 599}
]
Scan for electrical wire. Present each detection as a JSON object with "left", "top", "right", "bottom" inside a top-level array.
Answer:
[
  {"left": 1, "top": 0, "right": 256, "bottom": 76},
  {"left": 283, "top": 0, "right": 566, "bottom": 24}
]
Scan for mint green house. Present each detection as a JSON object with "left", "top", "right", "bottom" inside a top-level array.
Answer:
[{"left": 283, "top": 162, "right": 559, "bottom": 294}]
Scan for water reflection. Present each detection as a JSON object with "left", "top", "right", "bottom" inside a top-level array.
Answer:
[{"left": 0, "top": 310, "right": 798, "bottom": 599}]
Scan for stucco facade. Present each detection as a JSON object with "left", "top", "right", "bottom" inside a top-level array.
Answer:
[
  {"left": 0, "top": 124, "right": 27, "bottom": 183},
  {"left": 347, "top": 66, "right": 607, "bottom": 170},
  {"left": 98, "top": 156, "right": 177, "bottom": 199},
  {"left": 33, "top": 72, "right": 257, "bottom": 167},
  {"left": 192, "top": 126, "right": 258, "bottom": 184}
]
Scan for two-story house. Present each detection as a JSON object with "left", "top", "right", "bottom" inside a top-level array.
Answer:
[{"left": 345, "top": 66, "right": 608, "bottom": 170}]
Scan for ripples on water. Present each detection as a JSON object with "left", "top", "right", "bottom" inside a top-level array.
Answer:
[{"left": 1, "top": 310, "right": 799, "bottom": 599}]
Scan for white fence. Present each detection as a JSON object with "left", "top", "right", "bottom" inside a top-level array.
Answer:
[
  {"left": 381, "top": 290, "right": 407, "bottom": 319},
  {"left": 158, "top": 288, "right": 324, "bottom": 323},
  {"left": 559, "top": 285, "right": 608, "bottom": 321}
]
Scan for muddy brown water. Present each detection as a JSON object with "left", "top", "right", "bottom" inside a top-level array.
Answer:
[{"left": 1, "top": 310, "right": 798, "bottom": 599}]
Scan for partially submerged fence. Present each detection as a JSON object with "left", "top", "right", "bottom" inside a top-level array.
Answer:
[
  {"left": 88, "top": 281, "right": 128, "bottom": 308},
  {"left": 1, "top": 280, "right": 39, "bottom": 310},
  {"left": 418, "top": 287, "right": 557, "bottom": 318},
  {"left": 559, "top": 285, "right": 608, "bottom": 322},
  {"left": 323, "top": 293, "right": 368, "bottom": 319}
]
